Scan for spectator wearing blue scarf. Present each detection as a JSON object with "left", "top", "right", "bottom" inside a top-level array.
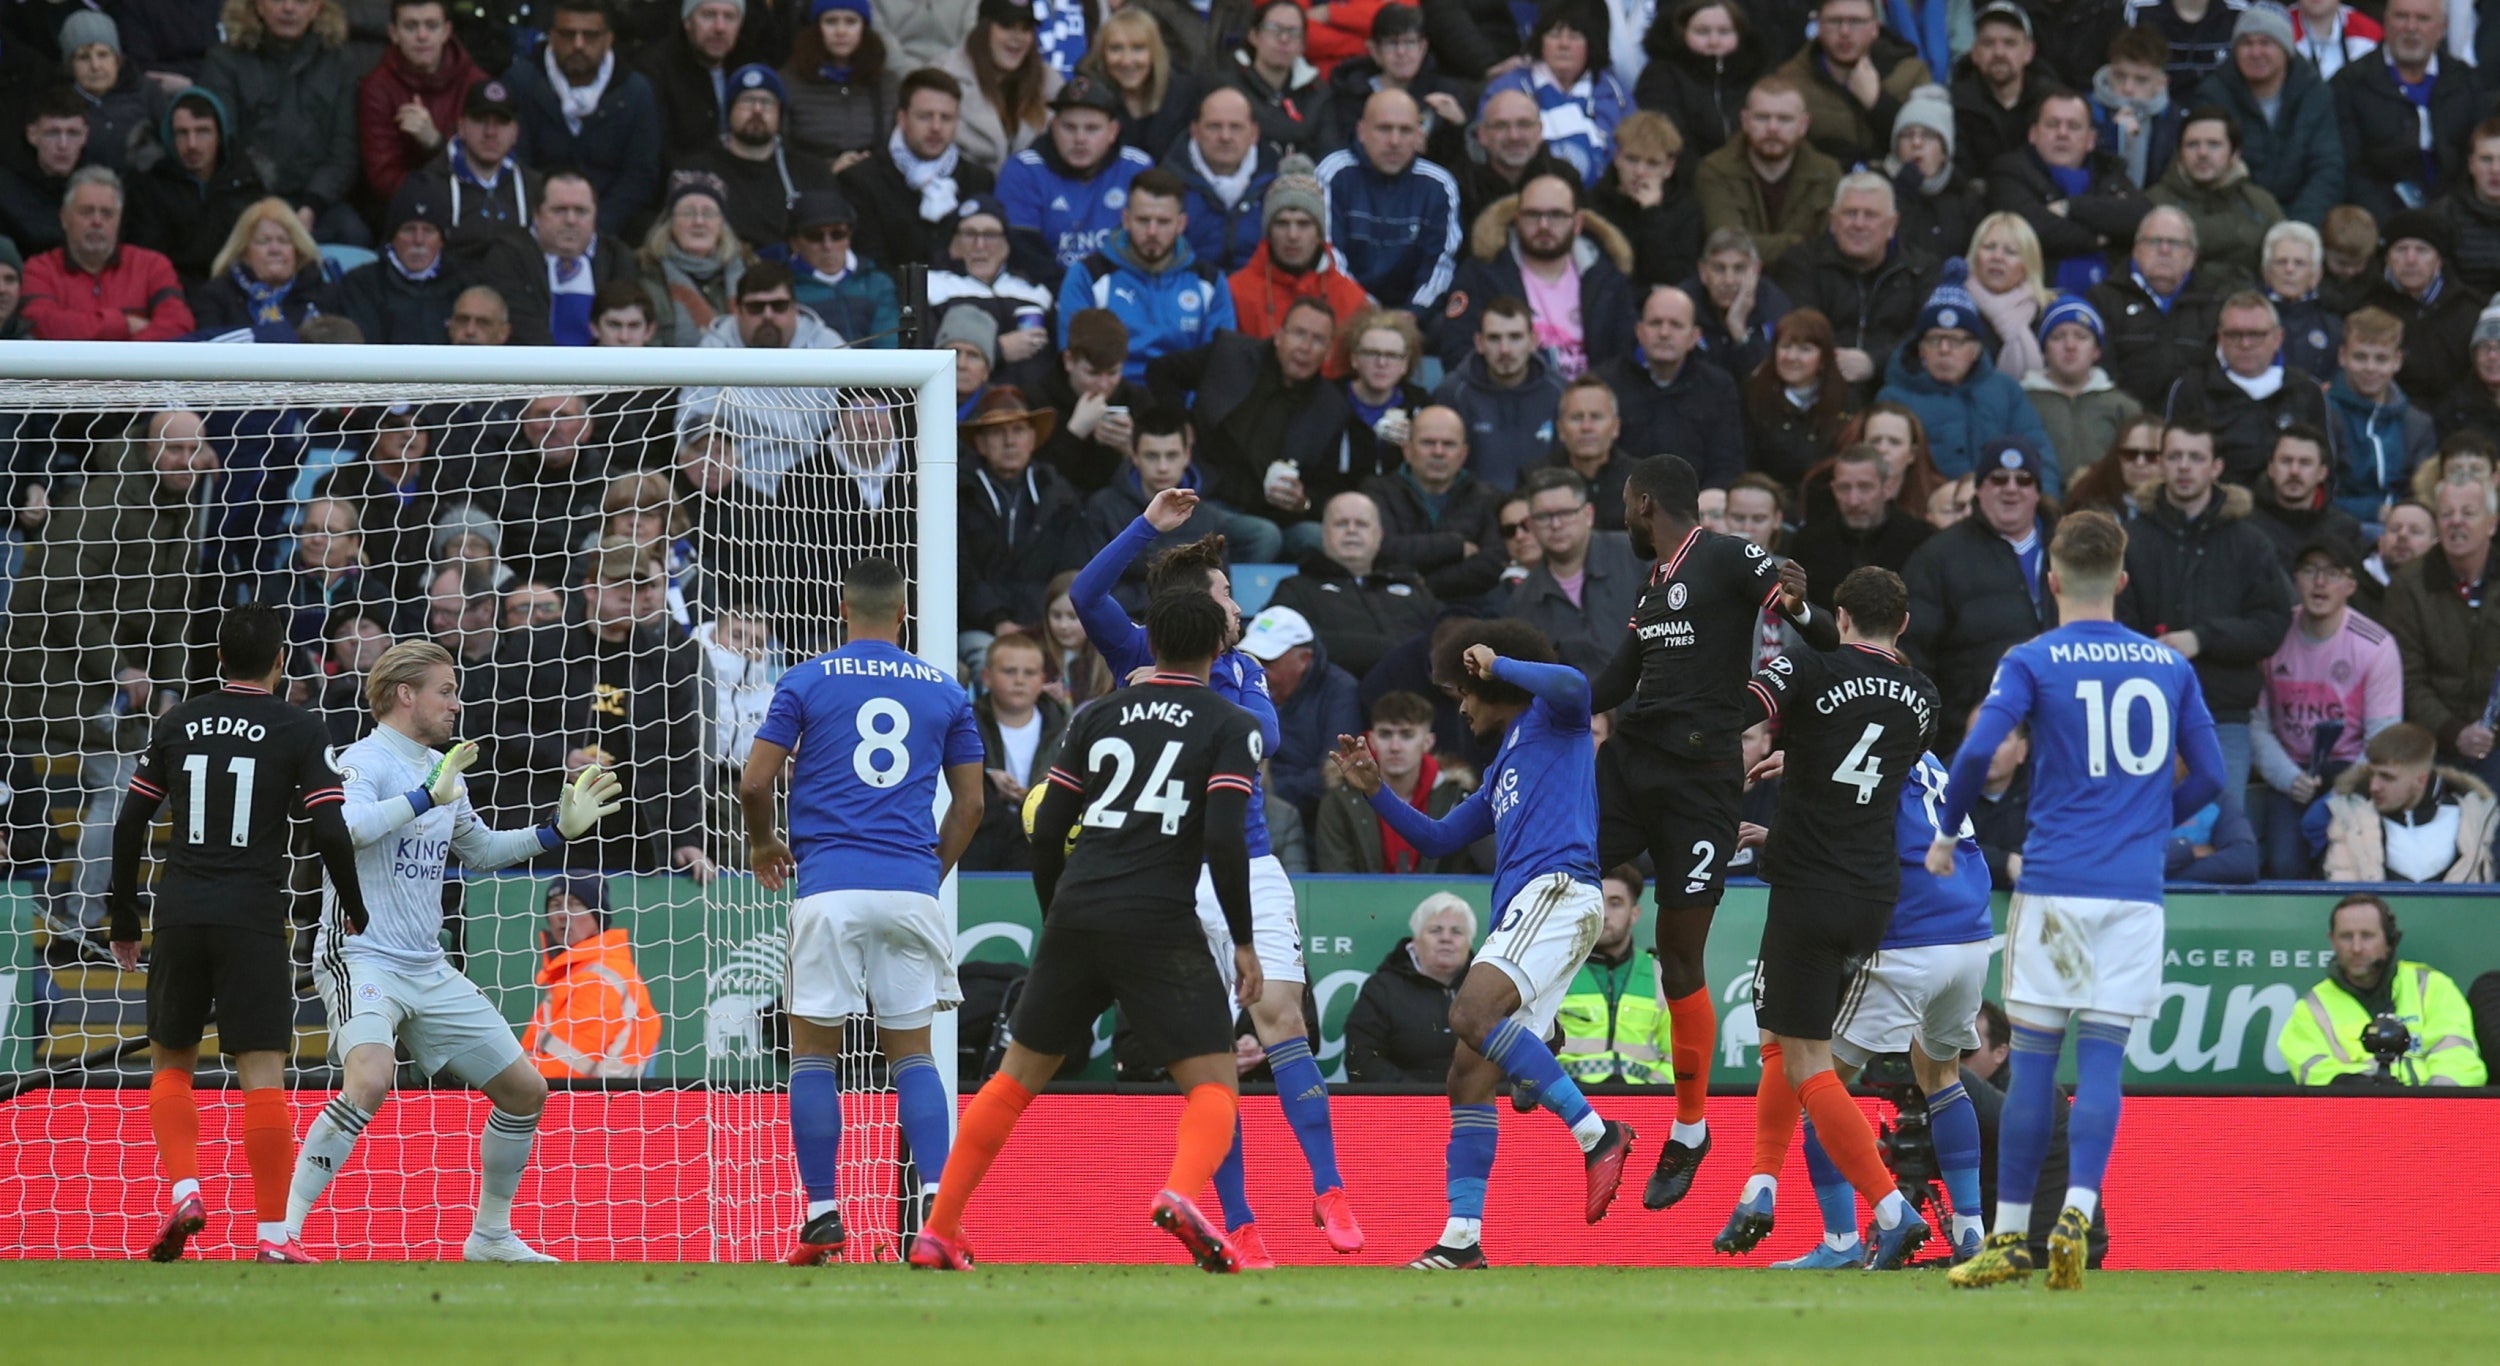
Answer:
[{"left": 187, "top": 198, "right": 337, "bottom": 343}]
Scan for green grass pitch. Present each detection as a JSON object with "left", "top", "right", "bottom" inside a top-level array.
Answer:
[{"left": 2, "top": 1264, "right": 2491, "bottom": 1363}]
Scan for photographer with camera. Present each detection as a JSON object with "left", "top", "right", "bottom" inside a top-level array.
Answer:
[{"left": 2277, "top": 894, "right": 2488, "bottom": 1088}]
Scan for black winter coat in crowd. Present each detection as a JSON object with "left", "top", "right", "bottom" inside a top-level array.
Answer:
[
  {"left": 1593, "top": 352, "right": 1748, "bottom": 489},
  {"left": 2362, "top": 274, "right": 2482, "bottom": 412},
  {"left": 1951, "top": 59, "right": 2067, "bottom": 181},
  {"left": 1587, "top": 167, "right": 1705, "bottom": 291},
  {"left": 506, "top": 53, "right": 667, "bottom": 238},
  {"left": 640, "top": 30, "right": 735, "bottom": 161},
  {"left": 1903, "top": 512, "right": 2062, "bottom": 732},
  {"left": 1786, "top": 508, "right": 1935, "bottom": 611},
  {"left": 2244, "top": 476, "right": 2371, "bottom": 574},
  {"left": 2089, "top": 268, "right": 2226, "bottom": 406},
  {"left": 1341, "top": 938, "right": 1464, "bottom": 1082},
  {"left": 1267, "top": 555, "right": 1441, "bottom": 678},
  {"left": 959, "top": 461, "right": 1098, "bottom": 633},
  {"left": 2161, "top": 361, "right": 2335, "bottom": 486},
  {"left": 2332, "top": 53, "right": 2490, "bottom": 223},
  {"left": 1744, "top": 385, "right": 1850, "bottom": 494},
  {"left": 1362, "top": 467, "right": 1511, "bottom": 603},
  {"left": 2431, "top": 188, "right": 2500, "bottom": 297},
  {"left": 1633, "top": 21, "right": 1768, "bottom": 165},
  {"left": 1987, "top": 146, "right": 2149, "bottom": 279},
  {"left": 124, "top": 95, "right": 269, "bottom": 282},
  {"left": 337, "top": 255, "right": 467, "bottom": 346},
  {"left": 840, "top": 150, "right": 999, "bottom": 273},
  {"left": 1772, "top": 233, "right": 1940, "bottom": 383},
  {"left": 1893, "top": 165, "right": 1986, "bottom": 264},
  {"left": 2019, "top": 0, "right": 2127, "bottom": 93},
  {"left": 469, "top": 231, "right": 640, "bottom": 348},
  {"left": 1421, "top": 0, "right": 1532, "bottom": 80},
  {"left": 1146, "top": 331, "right": 1355, "bottom": 508},
  {"left": 2116, "top": 483, "right": 2296, "bottom": 721}
]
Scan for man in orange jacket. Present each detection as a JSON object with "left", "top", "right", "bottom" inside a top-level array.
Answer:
[
  {"left": 523, "top": 873, "right": 660, "bottom": 1080},
  {"left": 1229, "top": 155, "right": 1374, "bottom": 376}
]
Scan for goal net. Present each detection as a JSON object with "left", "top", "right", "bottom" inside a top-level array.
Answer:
[{"left": 0, "top": 341, "right": 957, "bottom": 1262}]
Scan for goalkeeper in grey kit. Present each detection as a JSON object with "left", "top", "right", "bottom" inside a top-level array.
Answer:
[{"left": 283, "top": 641, "right": 625, "bottom": 1263}]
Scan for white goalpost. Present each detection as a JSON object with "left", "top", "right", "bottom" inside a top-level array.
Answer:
[{"left": 0, "top": 340, "right": 957, "bottom": 1263}]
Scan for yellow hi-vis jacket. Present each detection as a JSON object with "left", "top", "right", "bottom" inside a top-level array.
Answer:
[
  {"left": 2275, "top": 960, "right": 2487, "bottom": 1087},
  {"left": 1556, "top": 951, "right": 1672, "bottom": 1084}
]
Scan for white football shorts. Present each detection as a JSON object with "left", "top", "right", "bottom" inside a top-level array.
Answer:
[
  {"left": 2003, "top": 892, "right": 2165, "bottom": 1020},
  {"left": 1198, "top": 854, "right": 1306, "bottom": 989},
  {"left": 317, "top": 956, "right": 526, "bottom": 1087},
  {"left": 1832, "top": 939, "right": 1993, "bottom": 1067},
  {"left": 1477, "top": 873, "right": 1604, "bottom": 1038},
  {"left": 786, "top": 888, "right": 961, "bottom": 1030}
]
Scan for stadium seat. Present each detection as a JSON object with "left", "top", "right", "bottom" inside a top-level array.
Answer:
[
  {"left": 319, "top": 244, "right": 377, "bottom": 281},
  {"left": 1230, "top": 563, "right": 1296, "bottom": 615}
]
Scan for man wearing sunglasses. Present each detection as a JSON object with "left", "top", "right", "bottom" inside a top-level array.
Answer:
[{"left": 1902, "top": 435, "right": 2060, "bottom": 755}]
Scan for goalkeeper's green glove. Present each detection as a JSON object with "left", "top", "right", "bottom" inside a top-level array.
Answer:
[
  {"left": 556, "top": 764, "right": 626, "bottom": 839},
  {"left": 425, "top": 740, "right": 480, "bottom": 809}
]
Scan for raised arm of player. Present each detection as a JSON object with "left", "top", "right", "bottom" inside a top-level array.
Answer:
[
  {"left": 1067, "top": 506, "right": 1171, "bottom": 661},
  {"left": 1337, "top": 734, "right": 1497, "bottom": 857},
  {"left": 1490, "top": 654, "right": 1590, "bottom": 726},
  {"left": 1772, "top": 559, "right": 1840, "bottom": 651},
  {"left": 449, "top": 765, "right": 624, "bottom": 872},
  {"left": 738, "top": 737, "right": 795, "bottom": 890}
]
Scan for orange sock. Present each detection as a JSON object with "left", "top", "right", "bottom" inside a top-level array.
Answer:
[
  {"left": 1797, "top": 1071, "right": 1894, "bottom": 1204},
  {"left": 1751, "top": 1042, "right": 1799, "bottom": 1178},
  {"left": 925, "top": 1072, "right": 1034, "bottom": 1241},
  {"left": 241, "top": 1089, "right": 292, "bottom": 1224},
  {"left": 1667, "top": 988, "right": 1716, "bottom": 1125},
  {"left": 1163, "top": 1085, "right": 1238, "bottom": 1197},
  {"left": 148, "top": 1070, "right": 199, "bottom": 1187}
]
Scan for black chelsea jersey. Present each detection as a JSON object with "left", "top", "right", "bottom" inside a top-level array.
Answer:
[
  {"left": 1041, "top": 676, "right": 1262, "bottom": 932},
  {"left": 1601, "top": 527, "right": 1801, "bottom": 762},
  {"left": 1745, "top": 643, "right": 1941, "bottom": 901},
  {"left": 127, "top": 684, "right": 346, "bottom": 931}
]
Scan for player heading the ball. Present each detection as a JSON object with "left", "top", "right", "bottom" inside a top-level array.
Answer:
[
  {"left": 284, "top": 640, "right": 625, "bottom": 1264},
  {"left": 107, "top": 604, "right": 373, "bottom": 1262},
  {"left": 912, "top": 588, "right": 1265, "bottom": 1274},
  {"left": 738, "top": 556, "right": 987, "bottom": 1265},
  {"left": 1936, "top": 510, "right": 2224, "bottom": 1291},
  {"left": 1332, "top": 619, "right": 1637, "bottom": 1271}
]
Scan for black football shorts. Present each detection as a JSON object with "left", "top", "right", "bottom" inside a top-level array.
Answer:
[
  {"left": 1596, "top": 741, "right": 1744, "bottom": 910},
  {"left": 1750, "top": 887, "right": 1896, "bottom": 1041},
  {"left": 1011, "top": 919, "right": 1234, "bottom": 1068},
  {"left": 147, "top": 923, "right": 296, "bottom": 1054}
]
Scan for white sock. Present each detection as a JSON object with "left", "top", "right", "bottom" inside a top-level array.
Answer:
[
  {"left": 1994, "top": 1201, "right": 2032, "bottom": 1240},
  {"left": 1952, "top": 1213, "right": 1985, "bottom": 1244},
  {"left": 287, "top": 1095, "right": 373, "bottom": 1234},
  {"left": 1871, "top": 1190, "right": 1907, "bottom": 1230},
  {"left": 1439, "top": 1217, "right": 1482, "bottom": 1249},
  {"left": 474, "top": 1106, "right": 541, "bottom": 1236},
  {"left": 1823, "top": 1229, "right": 1862, "bottom": 1251},
  {"left": 170, "top": 1177, "right": 200, "bottom": 1204},
  {"left": 807, "top": 1198, "right": 840, "bottom": 1220},
  {"left": 1569, "top": 1111, "right": 1606, "bottom": 1152},
  {"left": 1670, "top": 1119, "right": 1708, "bottom": 1148},
  {"left": 1740, "top": 1173, "right": 1777, "bottom": 1203},
  {"left": 2063, "top": 1188, "right": 2099, "bottom": 1222},
  {"left": 258, "top": 1220, "right": 290, "bottom": 1244}
]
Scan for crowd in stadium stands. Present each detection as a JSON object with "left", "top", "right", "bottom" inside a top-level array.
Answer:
[{"left": 4, "top": 0, "right": 2500, "bottom": 946}]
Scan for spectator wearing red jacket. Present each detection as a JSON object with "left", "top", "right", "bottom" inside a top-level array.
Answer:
[
  {"left": 19, "top": 166, "right": 194, "bottom": 341},
  {"left": 357, "top": 0, "right": 487, "bottom": 203},
  {"left": 1228, "top": 154, "right": 1371, "bottom": 374}
]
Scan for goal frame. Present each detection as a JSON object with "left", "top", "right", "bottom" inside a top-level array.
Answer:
[{"left": 0, "top": 336, "right": 965, "bottom": 1115}]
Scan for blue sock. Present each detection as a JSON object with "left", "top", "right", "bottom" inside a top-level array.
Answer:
[
  {"left": 1262, "top": 1036, "right": 1344, "bottom": 1194},
  {"left": 1447, "top": 1103, "right": 1499, "bottom": 1220},
  {"left": 1800, "top": 1119, "right": 1858, "bottom": 1243},
  {"left": 1924, "top": 1079, "right": 1982, "bottom": 1224},
  {"left": 1997, "top": 1021, "right": 2066, "bottom": 1211},
  {"left": 889, "top": 1053, "right": 951, "bottom": 1191},
  {"left": 2066, "top": 1019, "right": 2130, "bottom": 1203},
  {"left": 789, "top": 1055, "right": 842, "bottom": 1203},
  {"left": 1482, "top": 1017, "right": 1593, "bottom": 1132},
  {"left": 1213, "top": 1115, "right": 1256, "bottom": 1231}
]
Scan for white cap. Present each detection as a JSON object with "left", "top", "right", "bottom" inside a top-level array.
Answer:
[{"left": 1237, "top": 606, "right": 1314, "bottom": 661}]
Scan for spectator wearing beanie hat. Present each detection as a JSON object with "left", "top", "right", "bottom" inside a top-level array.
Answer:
[
  {"left": 2362, "top": 208, "right": 2483, "bottom": 410},
  {"left": 681, "top": 62, "right": 841, "bottom": 248},
  {"left": 936, "top": 302, "right": 1002, "bottom": 418},
  {"left": 340, "top": 180, "right": 468, "bottom": 345},
  {"left": 2197, "top": 2, "right": 2344, "bottom": 229},
  {"left": 2022, "top": 293, "right": 2144, "bottom": 486},
  {"left": 927, "top": 192, "right": 1057, "bottom": 390},
  {"left": 1878, "top": 259, "right": 2061, "bottom": 488},
  {"left": 642, "top": 0, "right": 761, "bottom": 161},
  {"left": 1887, "top": 82, "right": 1982, "bottom": 261},
  {"left": 123, "top": 87, "right": 267, "bottom": 283},
  {"left": 59, "top": 10, "right": 152, "bottom": 173},
  {"left": 1229, "top": 154, "right": 1369, "bottom": 369},
  {"left": 782, "top": 0, "right": 900, "bottom": 171}
]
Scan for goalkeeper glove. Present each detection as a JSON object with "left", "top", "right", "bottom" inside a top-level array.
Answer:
[
  {"left": 425, "top": 740, "right": 480, "bottom": 809},
  {"left": 556, "top": 764, "right": 626, "bottom": 839}
]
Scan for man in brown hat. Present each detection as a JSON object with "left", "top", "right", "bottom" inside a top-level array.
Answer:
[{"left": 960, "top": 386, "right": 1098, "bottom": 657}]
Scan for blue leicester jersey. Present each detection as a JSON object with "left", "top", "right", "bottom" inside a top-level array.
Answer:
[
  {"left": 1068, "top": 516, "right": 1279, "bottom": 857},
  {"left": 1940, "top": 619, "right": 2220, "bottom": 905},
  {"left": 1889, "top": 753, "right": 1993, "bottom": 950},
  {"left": 1371, "top": 658, "right": 1599, "bottom": 911},
  {"left": 754, "top": 639, "right": 985, "bottom": 899}
]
